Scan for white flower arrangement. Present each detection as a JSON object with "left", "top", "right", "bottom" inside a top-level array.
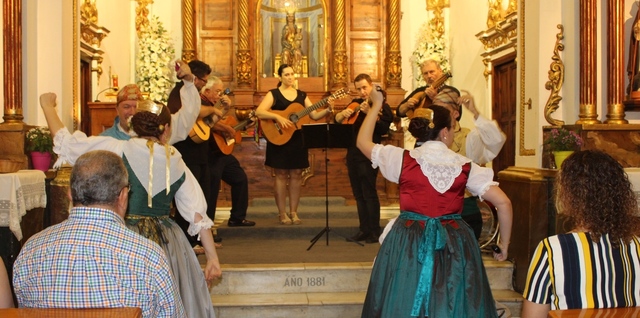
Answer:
[
  {"left": 136, "top": 16, "right": 176, "bottom": 104},
  {"left": 410, "top": 21, "right": 451, "bottom": 88}
]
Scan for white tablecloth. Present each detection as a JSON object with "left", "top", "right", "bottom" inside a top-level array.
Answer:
[{"left": 0, "top": 170, "right": 47, "bottom": 240}]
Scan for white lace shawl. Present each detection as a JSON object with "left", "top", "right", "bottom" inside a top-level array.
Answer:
[{"left": 371, "top": 141, "right": 497, "bottom": 196}]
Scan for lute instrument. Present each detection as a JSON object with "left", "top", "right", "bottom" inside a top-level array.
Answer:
[{"left": 406, "top": 72, "right": 452, "bottom": 119}]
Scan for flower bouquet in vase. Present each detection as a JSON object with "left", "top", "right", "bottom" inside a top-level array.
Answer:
[
  {"left": 544, "top": 127, "right": 583, "bottom": 169},
  {"left": 26, "top": 126, "right": 53, "bottom": 171}
]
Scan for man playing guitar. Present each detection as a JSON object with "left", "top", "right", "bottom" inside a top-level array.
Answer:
[
  {"left": 205, "top": 76, "right": 256, "bottom": 228},
  {"left": 334, "top": 74, "right": 394, "bottom": 243},
  {"left": 396, "top": 59, "right": 459, "bottom": 118}
]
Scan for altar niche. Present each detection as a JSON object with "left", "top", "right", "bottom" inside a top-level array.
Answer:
[{"left": 260, "top": 1, "right": 325, "bottom": 79}]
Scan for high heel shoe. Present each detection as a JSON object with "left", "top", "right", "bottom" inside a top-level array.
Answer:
[
  {"left": 290, "top": 212, "right": 302, "bottom": 225},
  {"left": 279, "top": 213, "right": 292, "bottom": 225}
]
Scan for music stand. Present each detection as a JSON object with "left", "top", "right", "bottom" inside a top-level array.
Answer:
[{"left": 302, "top": 123, "right": 364, "bottom": 250}]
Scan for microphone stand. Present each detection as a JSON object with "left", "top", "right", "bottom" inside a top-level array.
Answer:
[{"left": 94, "top": 87, "right": 118, "bottom": 102}]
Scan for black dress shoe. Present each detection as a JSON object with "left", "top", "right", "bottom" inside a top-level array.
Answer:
[
  {"left": 347, "top": 231, "right": 369, "bottom": 242},
  {"left": 365, "top": 234, "right": 380, "bottom": 244},
  {"left": 227, "top": 219, "right": 256, "bottom": 227},
  {"left": 214, "top": 236, "right": 223, "bottom": 243}
]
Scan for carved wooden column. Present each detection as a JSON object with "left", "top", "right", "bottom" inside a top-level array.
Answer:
[
  {"left": 605, "top": 0, "right": 627, "bottom": 124},
  {"left": 576, "top": 0, "right": 600, "bottom": 124},
  {"left": 385, "top": 0, "right": 401, "bottom": 88},
  {"left": 236, "top": 0, "right": 251, "bottom": 88},
  {"left": 331, "top": 0, "right": 348, "bottom": 89},
  {"left": 181, "top": 0, "right": 196, "bottom": 62},
  {"left": 2, "top": 0, "right": 23, "bottom": 123}
]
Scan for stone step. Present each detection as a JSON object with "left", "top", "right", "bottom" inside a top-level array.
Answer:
[
  {"left": 211, "top": 290, "right": 521, "bottom": 318},
  {"left": 216, "top": 196, "right": 400, "bottom": 220},
  {"left": 211, "top": 258, "right": 513, "bottom": 295},
  {"left": 216, "top": 217, "right": 385, "bottom": 240}
]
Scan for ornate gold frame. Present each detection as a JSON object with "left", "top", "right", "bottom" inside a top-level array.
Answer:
[{"left": 543, "top": 25, "right": 565, "bottom": 126}]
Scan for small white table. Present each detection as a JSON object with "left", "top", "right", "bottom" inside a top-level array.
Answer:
[{"left": 0, "top": 170, "right": 47, "bottom": 241}]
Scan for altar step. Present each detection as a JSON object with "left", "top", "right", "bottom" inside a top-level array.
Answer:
[
  {"left": 209, "top": 196, "right": 522, "bottom": 317},
  {"left": 209, "top": 258, "right": 523, "bottom": 318},
  {"left": 215, "top": 196, "right": 396, "bottom": 240}
]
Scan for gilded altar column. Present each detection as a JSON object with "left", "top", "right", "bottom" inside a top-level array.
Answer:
[
  {"left": 576, "top": 0, "right": 600, "bottom": 124},
  {"left": 605, "top": 0, "right": 627, "bottom": 124},
  {"left": 181, "top": 0, "right": 196, "bottom": 62},
  {"left": 385, "top": 0, "right": 402, "bottom": 88},
  {"left": 331, "top": 0, "right": 348, "bottom": 89},
  {"left": 2, "top": 0, "right": 23, "bottom": 123},
  {"left": 236, "top": 0, "right": 251, "bottom": 88}
]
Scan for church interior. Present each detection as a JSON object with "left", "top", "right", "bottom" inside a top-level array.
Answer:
[{"left": 1, "top": 0, "right": 640, "bottom": 317}]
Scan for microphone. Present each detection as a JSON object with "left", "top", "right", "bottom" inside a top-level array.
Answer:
[{"left": 95, "top": 87, "right": 118, "bottom": 102}]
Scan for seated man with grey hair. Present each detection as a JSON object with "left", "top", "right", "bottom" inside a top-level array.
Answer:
[{"left": 12, "top": 150, "right": 185, "bottom": 318}]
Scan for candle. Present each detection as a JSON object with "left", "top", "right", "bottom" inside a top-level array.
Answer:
[{"left": 112, "top": 75, "right": 119, "bottom": 90}]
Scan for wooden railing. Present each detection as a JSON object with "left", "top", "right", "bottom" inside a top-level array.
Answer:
[
  {"left": 0, "top": 307, "right": 141, "bottom": 317},
  {"left": 548, "top": 307, "right": 640, "bottom": 317}
]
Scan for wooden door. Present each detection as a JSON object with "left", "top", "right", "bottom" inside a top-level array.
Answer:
[{"left": 491, "top": 54, "right": 517, "bottom": 176}]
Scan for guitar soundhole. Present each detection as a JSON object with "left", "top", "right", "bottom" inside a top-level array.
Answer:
[{"left": 289, "top": 114, "right": 299, "bottom": 123}]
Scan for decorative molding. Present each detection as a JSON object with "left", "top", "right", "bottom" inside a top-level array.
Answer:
[
  {"left": 486, "top": 0, "right": 517, "bottom": 29},
  {"left": 73, "top": 0, "right": 79, "bottom": 130},
  {"left": 482, "top": 59, "right": 491, "bottom": 82},
  {"left": 518, "top": 0, "right": 534, "bottom": 156},
  {"left": 331, "top": 0, "right": 348, "bottom": 89},
  {"left": 426, "top": 0, "right": 449, "bottom": 39},
  {"left": 2, "top": 0, "right": 23, "bottom": 122},
  {"left": 135, "top": 0, "right": 153, "bottom": 38},
  {"left": 80, "top": 0, "right": 98, "bottom": 24},
  {"left": 477, "top": 11, "right": 517, "bottom": 52},
  {"left": 576, "top": 0, "right": 600, "bottom": 124},
  {"left": 80, "top": 8, "right": 109, "bottom": 86},
  {"left": 332, "top": 51, "right": 348, "bottom": 85},
  {"left": 385, "top": 52, "right": 402, "bottom": 87},
  {"left": 237, "top": 51, "right": 252, "bottom": 86},
  {"left": 544, "top": 25, "right": 565, "bottom": 126},
  {"left": 236, "top": 0, "right": 251, "bottom": 88},
  {"left": 180, "top": 0, "right": 195, "bottom": 62},
  {"left": 385, "top": 0, "right": 402, "bottom": 88}
]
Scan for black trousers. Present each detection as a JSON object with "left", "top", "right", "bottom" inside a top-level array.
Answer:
[
  {"left": 347, "top": 157, "right": 381, "bottom": 237},
  {"left": 208, "top": 153, "right": 249, "bottom": 222}
]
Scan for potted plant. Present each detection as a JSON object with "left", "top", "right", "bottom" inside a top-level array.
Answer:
[
  {"left": 544, "top": 127, "right": 583, "bottom": 169},
  {"left": 25, "top": 126, "right": 53, "bottom": 171}
]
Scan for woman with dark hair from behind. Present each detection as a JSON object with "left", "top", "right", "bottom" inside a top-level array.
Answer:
[
  {"left": 0, "top": 258, "right": 13, "bottom": 308},
  {"left": 255, "top": 64, "right": 333, "bottom": 225},
  {"left": 38, "top": 92, "right": 221, "bottom": 318},
  {"left": 357, "top": 88, "right": 512, "bottom": 317},
  {"left": 523, "top": 150, "right": 640, "bottom": 317}
]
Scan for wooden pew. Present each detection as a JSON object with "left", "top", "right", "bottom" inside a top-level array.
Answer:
[
  {"left": 548, "top": 307, "right": 640, "bottom": 317},
  {"left": 0, "top": 307, "right": 141, "bottom": 317}
]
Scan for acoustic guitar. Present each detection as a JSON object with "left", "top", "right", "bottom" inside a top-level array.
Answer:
[
  {"left": 260, "top": 88, "right": 350, "bottom": 145},
  {"left": 405, "top": 72, "right": 452, "bottom": 119},
  {"left": 188, "top": 88, "right": 231, "bottom": 143},
  {"left": 212, "top": 111, "right": 256, "bottom": 155}
]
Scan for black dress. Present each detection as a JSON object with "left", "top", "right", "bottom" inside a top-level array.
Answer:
[{"left": 264, "top": 88, "right": 310, "bottom": 169}]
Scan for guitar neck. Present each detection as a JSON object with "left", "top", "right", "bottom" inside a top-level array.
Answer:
[
  {"left": 431, "top": 73, "right": 452, "bottom": 91},
  {"left": 296, "top": 97, "right": 331, "bottom": 118},
  {"left": 233, "top": 118, "right": 252, "bottom": 131}
]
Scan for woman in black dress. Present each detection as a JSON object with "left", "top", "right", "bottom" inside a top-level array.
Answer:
[{"left": 256, "top": 64, "right": 333, "bottom": 225}]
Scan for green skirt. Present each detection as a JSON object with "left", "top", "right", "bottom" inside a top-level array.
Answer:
[{"left": 362, "top": 212, "right": 498, "bottom": 318}]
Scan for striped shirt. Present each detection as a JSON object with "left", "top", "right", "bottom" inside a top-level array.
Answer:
[
  {"left": 13, "top": 207, "right": 185, "bottom": 318},
  {"left": 523, "top": 232, "right": 640, "bottom": 310}
]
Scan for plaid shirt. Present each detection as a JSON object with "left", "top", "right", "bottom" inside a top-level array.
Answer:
[{"left": 13, "top": 207, "right": 185, "bottom": 318}]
